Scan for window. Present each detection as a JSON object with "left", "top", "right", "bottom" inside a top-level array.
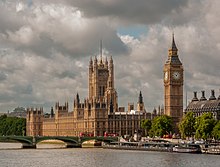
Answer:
[
  {"left": 97, "top": 122, "right": 99, "bottom": 128},
  {"left": 99, "top": 86, "right": 102, "bottom": 96}
]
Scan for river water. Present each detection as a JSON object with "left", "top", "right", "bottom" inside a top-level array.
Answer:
[{"left": 0, "top": 143, "right": 219, "bottom": 167}]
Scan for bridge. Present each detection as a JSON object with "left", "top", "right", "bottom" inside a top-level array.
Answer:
[{"left": 0, "top": 136, "right": 118, "bottom": 148}]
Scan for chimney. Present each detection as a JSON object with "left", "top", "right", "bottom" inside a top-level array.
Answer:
[
  {"left": 209, "top": 90, "right": 216, "bottom": 100},
  {"left": 200, "top": 91, "right": 207, "bottom": 101},
  {"left": 192, "top": 91, "right": 199, "bottom": 102}
]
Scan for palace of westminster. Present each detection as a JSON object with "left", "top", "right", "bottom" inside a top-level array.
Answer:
[{"left": 26, "top": 35, "right": 220, "bottom": 136}]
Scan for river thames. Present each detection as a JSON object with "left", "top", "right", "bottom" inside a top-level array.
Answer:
[{"left": 0, "top": 143, "right": 219, "bottom": 167}]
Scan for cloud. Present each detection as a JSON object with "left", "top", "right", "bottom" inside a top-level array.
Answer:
[
  {"left": 0, "top": 0, "right": 220, "bottom": 113},
  {"left": 41, "top": 0, "right": 192, "bottom": 25},
  {"left": 1, "top": 2, "right": 128, "bottom": 59}
]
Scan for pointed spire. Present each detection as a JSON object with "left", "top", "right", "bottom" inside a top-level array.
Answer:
[
  {"left": 171, "top": 32, "right": 178, "bottom": 51},
  {"left": 76, "top": 93, "right": 80, "bottom": 103},
  {"left": 105, "top": 56, "right": 108, "bottom": 67},
  {"left": 100, "top": 40, "right": 103, "bottom": 64},
  {"left": 168, "top": 32, "right": 178, "bottom": 56},
  {"left": 138, "top": 91, "right": 143, "bottom": 104}
]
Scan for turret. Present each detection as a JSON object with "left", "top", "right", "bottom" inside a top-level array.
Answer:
[
  {"left": 137, "top": 91, "right": 144, "bottom": 112},
  {"left": 192, "top": 91, "right": 199, "bottom": 102},
  {"left": 209, "top": 90, "right": 216, "bottom": 100},
  {"left": 200, "top": 91, "right": 207, "bottom": 101}
]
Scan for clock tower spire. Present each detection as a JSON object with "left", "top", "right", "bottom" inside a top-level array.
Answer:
[{"left": 163, "top": 33, "right": 184, "bottom": 126}]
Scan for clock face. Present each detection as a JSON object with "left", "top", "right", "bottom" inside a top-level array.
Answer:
[
  {"left": 172, "top": 71, "right": 180, "bottom": 80},
  {"left": 164, "top": 71, "right": 168, "bottom": 80}
]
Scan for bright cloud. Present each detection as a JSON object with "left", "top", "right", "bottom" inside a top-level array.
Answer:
[{"left": 0, "top": 0, "right": 219, "bottom": 112}]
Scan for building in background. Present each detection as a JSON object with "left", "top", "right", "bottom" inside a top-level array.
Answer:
[
  {"left": 185, "top": 90, "right": 220, "bottom": 120},
  {"left": 8, "top": 107, "right": 26, "bottom": 118}
]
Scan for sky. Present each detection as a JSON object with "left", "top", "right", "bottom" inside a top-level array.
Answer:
[{"left": 0, "top": 0, "right": 220, "bottom": 113}]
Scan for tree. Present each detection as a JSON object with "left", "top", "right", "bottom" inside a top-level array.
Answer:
[
  {"left": 195, "top": 113, "right": 216, "bottom": 140},
  {"left": 179, "top": 112, "right": 195, "bottom": 138},
  {"left": 141, "top": 119, "right": 152, "bottom": 136},
  {"left": 150, "top": 115, "right": 173, "bottom": 137},
  {"left": 0, "top": 115, "right": 26, "bottom": 136},
  {"left": 212, "top": 121, "right": 220, "bottom": 140}
]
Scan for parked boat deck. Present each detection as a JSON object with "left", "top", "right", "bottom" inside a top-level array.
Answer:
[{"left": 103, "top": 141, "right": 203, "bottom": 153}]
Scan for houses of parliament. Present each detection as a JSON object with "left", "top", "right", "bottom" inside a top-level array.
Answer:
[{"left": 26, "top": 35, "right": 184, "bottom": 137}]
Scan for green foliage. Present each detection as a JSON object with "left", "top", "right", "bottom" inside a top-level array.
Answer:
[
  {"left": 0, "top": 115, "right": 26, "bottom": 136},
  {"left": 150, "top": 115, "right": 173, "bottom": 137},
  {"left": 195, "top": 112, "right": 216, "bottom": 140},
  {"left": 179, "top": 112, "right": 195, "bottom": 138},
  {"left": 212, "top": 121, "right": 220, "bottom": 140},
  {"left": 141, "top": 119, "right": 152, "bottom": 136}
]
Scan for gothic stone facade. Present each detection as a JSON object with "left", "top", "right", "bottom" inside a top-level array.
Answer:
[{"left": 26, "top": 56, "right": 155, "bottom": 137}]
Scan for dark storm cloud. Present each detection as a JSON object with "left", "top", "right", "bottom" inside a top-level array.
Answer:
[
  {"left": 41, "top": 0, "right": 190, "bottom": 25},
  {"left": 72, "top": 0, "right": 188, "bottom": 24},
  {"left": 1, "top": 3, "right": 129, "bottom": 59}
]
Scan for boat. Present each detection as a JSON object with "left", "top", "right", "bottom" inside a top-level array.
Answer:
[
  {"left": 173, "top": 144, "right": 201, "bottom": 153},
  {"left": 103, "top": 141, "right": 173, "bottom": 152},
  {"left": 202, "top": 145, "right": 220, "bottom": 155}
]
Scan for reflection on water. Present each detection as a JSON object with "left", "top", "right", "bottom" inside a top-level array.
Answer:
[
  {"left": 0, "top": 142, "right": 66, "bottom": 149},
  {"left": 0, "top": 143, "right": 220, "bottom": 167},
  {"left": 37, "top": 143, "right": 66, "bottom": 149},
  {"left": 0, "top": 143, "right": 22, "bottom": 149}
]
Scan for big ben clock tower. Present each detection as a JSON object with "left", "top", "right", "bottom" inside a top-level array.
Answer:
[{"left": 164, "top": 34, "right": 184, "bottom": 123}]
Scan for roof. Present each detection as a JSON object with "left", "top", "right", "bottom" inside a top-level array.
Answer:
[
  {"left": 166, "top": 56, "right": 182, "bottom": 65},
  {"left": 185, "top": 99, "right": 220, "bottom": 112}
]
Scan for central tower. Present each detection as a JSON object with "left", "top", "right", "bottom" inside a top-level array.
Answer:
[
  {"left": 163, "top": 34, "right": 184, "bottom": 123},
  {"left": 88, "top": 48, "right": 118, "bottom": 112}
]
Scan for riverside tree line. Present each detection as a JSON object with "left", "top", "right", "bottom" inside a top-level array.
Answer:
[
  {"left": 141, "top": 112, "right": 220, "bottom": 140},
  {"left": 0, "top": 115, "right": 26, "bottom": 136}
]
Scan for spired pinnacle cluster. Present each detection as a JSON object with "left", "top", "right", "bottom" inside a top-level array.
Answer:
[{"left": 27, "top": 50, "right": 155, "bottom": 137}]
